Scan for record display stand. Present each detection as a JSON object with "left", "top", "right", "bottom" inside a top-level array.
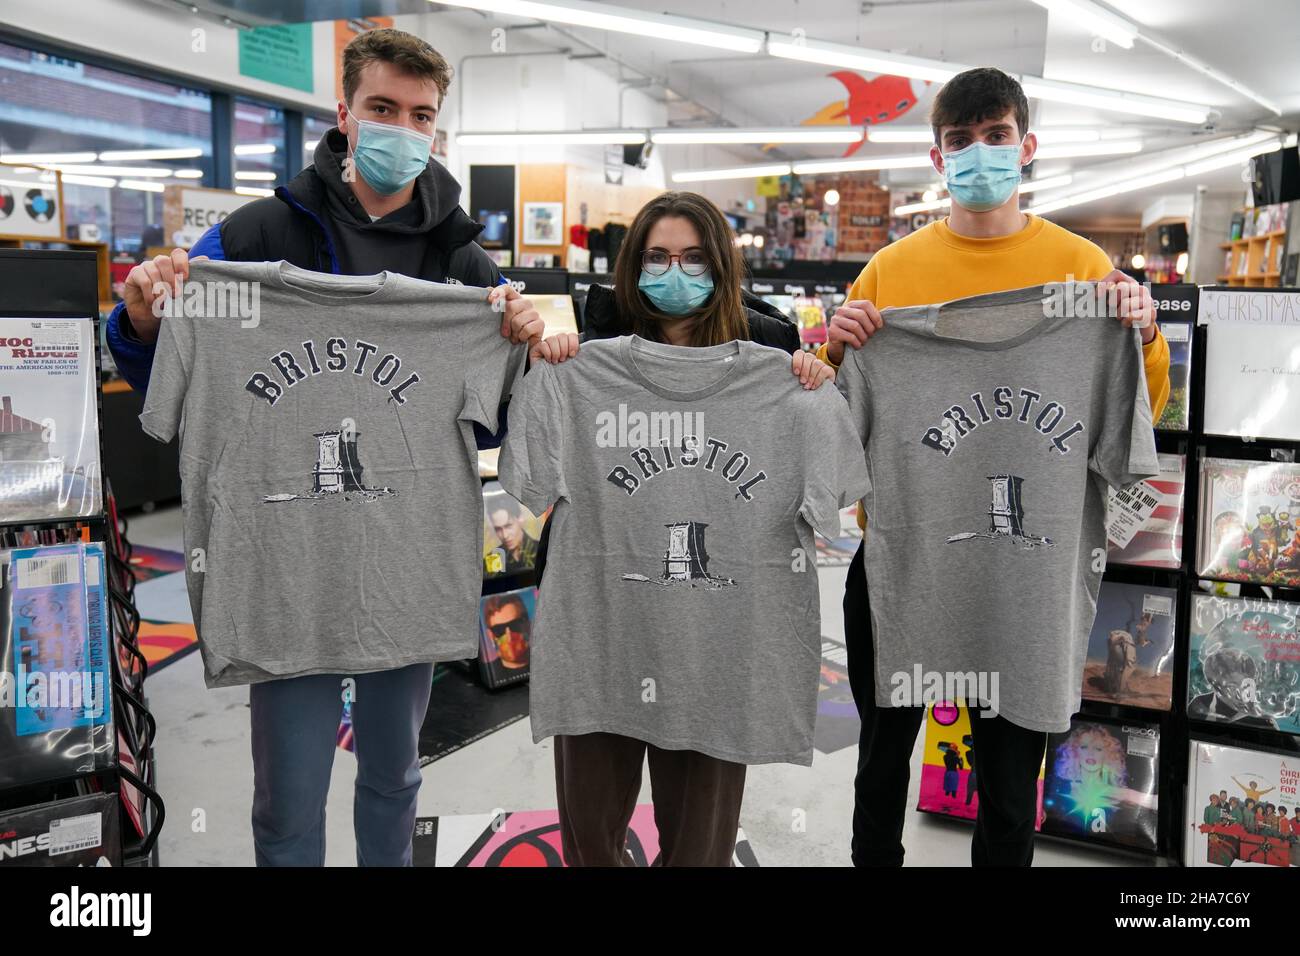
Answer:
[
  {"left": 1176, "top": 286, "right": 1300, "bottom": 866},
  {"left": 0, "top": 249, "right": 164, "bottom": 866}
]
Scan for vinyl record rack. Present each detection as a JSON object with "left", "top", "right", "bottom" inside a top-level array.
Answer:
[{"left": 0, "top": 248, "right": 164, "bottom": 866}]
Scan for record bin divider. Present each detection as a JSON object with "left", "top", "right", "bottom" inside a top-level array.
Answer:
[{"left": 0, "top": 249, "right": 162, "bottom": 865}]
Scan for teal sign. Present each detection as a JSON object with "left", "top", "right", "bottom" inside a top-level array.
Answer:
[{"left": 239, "top": 24, "right": 314, "bottom": 93}]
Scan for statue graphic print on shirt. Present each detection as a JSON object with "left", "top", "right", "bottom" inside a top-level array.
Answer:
[
  {"left": 946, "top": 474, "right": 1055, "bottom": 550},
  {"left": 621, "top": 520, "right": 739, "bottom": 590},
  {"left": 262, "top": 425, "right": 397, "bottom": 504}
]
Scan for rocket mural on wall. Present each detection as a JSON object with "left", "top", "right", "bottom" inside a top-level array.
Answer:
[{"left": 767, "top": 72, "right": 930, "bottom": 157}]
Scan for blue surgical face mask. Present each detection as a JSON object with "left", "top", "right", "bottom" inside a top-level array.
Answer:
[
  {"left": 638, "top": 264, "right": 714, "bottom": 316},
  {"left": 348, "top": 116, "right": 434, "bottom": 195},
  {"left": 942, "top": 139, "right": 1024, "bottom": 212}
]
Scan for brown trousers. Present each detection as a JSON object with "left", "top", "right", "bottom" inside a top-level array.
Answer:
[{"left": 553, "top": 732, "right": 747, "bottom": 867}]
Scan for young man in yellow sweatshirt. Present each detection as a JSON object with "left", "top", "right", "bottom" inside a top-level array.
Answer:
[{"left": 817, "top": 67, "right": 1171, "bottom": 867}]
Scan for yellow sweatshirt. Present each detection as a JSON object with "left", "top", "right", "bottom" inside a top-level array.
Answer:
[{"left": 815, "top": 214, "right": 1172, "bottom": 530}]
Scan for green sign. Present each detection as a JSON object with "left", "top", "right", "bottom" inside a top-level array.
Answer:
[{"left": 239, "top": 23, "right": 314, "bottom": 93}]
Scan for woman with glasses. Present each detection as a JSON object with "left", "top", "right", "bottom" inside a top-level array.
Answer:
[
  {"left": 535, "top": 190, "right": 830, "bottom": 381},
  {"left": 525, "top": 191, "right": 834, "bottom": 866}
]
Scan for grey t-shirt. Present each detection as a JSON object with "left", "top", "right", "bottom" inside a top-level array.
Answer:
[
  {"left": 498, "top": 335, "right": 870, "bottom": 765},
  {"left": 835, "top": 283, "right": 1160, "bottom": 733},
  {"left": 140, "top": 260, "right": 526, "bottom": 687}
]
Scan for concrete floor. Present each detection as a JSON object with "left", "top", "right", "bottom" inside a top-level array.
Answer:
[{"left": 128, "top": 505, "right": 1129, "bottom": 867}]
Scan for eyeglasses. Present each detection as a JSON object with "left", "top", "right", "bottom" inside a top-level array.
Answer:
[
  {"left": 489, "top": 616, "right": 530, "bottom": 638},
  {"left": 642, "top": 249, "right": 710, "bottom": 277}
]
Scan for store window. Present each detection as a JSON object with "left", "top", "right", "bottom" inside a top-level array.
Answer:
[
  {"left": 303, "top": 114, "right": 336, "bottom": 167},
  {"left": 0, "top": 39, "right": 213, "bottom": 255},
  {"left": 234, "top": 98, "right": 288, "bottom": 194}
]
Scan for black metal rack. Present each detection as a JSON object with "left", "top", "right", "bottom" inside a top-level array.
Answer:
[{"left": 0, "top": 248, "right": 164, "bottom": 865}]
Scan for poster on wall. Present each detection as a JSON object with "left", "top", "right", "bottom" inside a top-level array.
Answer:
[
  {"left": 523, "top": 202, "right": 564, "bottom": 246},
  {"left": 0, "top": 165, "right": 63, "bottom": 238},
  {"left": 1199, "top": 288, "right": 1300, "bottom": 441},
  {"left": 238, "top": 23, "right": 314, "bottom": 93}
]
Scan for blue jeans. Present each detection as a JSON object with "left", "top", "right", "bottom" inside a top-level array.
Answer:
[{"left": 249, "top": 662, "right": 433, "bottom": 866}]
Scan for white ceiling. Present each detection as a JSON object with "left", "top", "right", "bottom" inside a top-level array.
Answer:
[{"left": 424, "top": 0, "right": 1299, "bottom": 225}]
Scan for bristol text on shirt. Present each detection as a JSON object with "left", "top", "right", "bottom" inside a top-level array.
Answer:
[
  {"left": 606, "top": 434, "right": 769, "bottom": 501},
  {"left": 921, "top": 386, "right": 1085, "bottom": 458},
  {"left": 244, "top": 337, "right": 423, "bottom": 407}
]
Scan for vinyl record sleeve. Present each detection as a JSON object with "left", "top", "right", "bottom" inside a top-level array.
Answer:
[
  {"left": 477, "top": 586, "right": 534, "bottom": 689},
  {"left": 1188, "top": 593, "right": 1300, "bottom": 734},
  {"left": 0, "top": 317, "right": 102, "bottom": 522},
  {"left": 1196, "top": 458, "right": 1300, "bottom": 587},
  {"left": 0, "top": 792, "right": 121, "bottom": 867},
  {"left": 0, "top": 544, "right": 116, "bottom": 789},
  {"left": 1106, "top": 453, "right": 1185, "bottom": 569},
  {"left": 1185, "top": 740, "right": 1300, "bottom": 868},
  {"left": 1082, "top": 581, "right": 1178, "bottom": 710},
  {"left": 1041, "top": 717, "right": 1160, "bottom": 851}
]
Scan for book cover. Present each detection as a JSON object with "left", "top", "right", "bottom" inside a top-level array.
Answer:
[
  {"left": 1155, "top": 320, "right": 1192, "bottom": 432},
  {"left": 1188, "top": 594, "right": 1300, "bottom": 733},
  {"left": 481, "top": 480, "right": 546, "bottom": 578},
  {"left": 0, "top": 792, "right": 121, "bottom": 867},
  {"left": 1106, "top": 453, "right": 1185, "bottom": 569},
  {"left": 918, "top": 702, "right": 1045, "bottom": 827},
  {"left": 1082, "top": 581, "right": 1178, "bottom": 710},
  {"left": 0, "top": 317, "right": 102, "bottom": 522},
  {"left": 1197, "top": 458, "right": 1300, "bottom": 587},
  {"left": 1042, "top": 717, "right": 1160, "bottom": 852},
  {"left": 477, "top": 586, "right": 534, "bottom": 689},
  {"left": 1185, "top": 740, "right": 1299, "bottom": 868}
]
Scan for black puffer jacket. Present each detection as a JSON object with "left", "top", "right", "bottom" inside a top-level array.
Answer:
[{"left": 580, "top": 282, "right": 800, "bottom": 353}]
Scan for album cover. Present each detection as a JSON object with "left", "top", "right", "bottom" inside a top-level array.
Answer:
[
  {"left": 0, "top": 544, "right": 116, "bottom": 790},
  {"left": 1197, "top": 458, "right": 1300, "bottom": 587},
  {"left": 0, "top": 317, "right": 102, "bottom": 522},
  {"left": 1185, "top": 740, "right": 1299, "bottom": 868},
  {"left": 918, "top": 703, "right": 1045, "bottom": 827},
  {"left": 0, "top": 792, "right": 120, "bottom": 867},
  {"left": 1042, "top": 717, "right": 1160, "bottom": 852},
  {"left": 1188, "top": 594, "right": 1300, "bottom": 734},
  {"left": 1082, "top": 582, "right": 1178, "bottom": 710},
  {"left": 481, "top": 480, "right": 546, "bottom": 578},
  {"left": 1106, "top": 453, "right": 1185, "bottom": 569},
  {"left": 1155, "top": 321, "right": 1192, "bottom": 432},
  {"left": 477, "top": 586, "right": 535, "bottom": 689}
]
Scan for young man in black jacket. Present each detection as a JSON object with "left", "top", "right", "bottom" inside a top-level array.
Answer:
[{"left": 107, "top": 29, "right": 542, "bottom": 867}]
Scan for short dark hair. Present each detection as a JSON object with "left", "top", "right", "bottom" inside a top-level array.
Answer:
[
  {"left": 341, "top": 28, "right": 453, "bottom": 106},
  {"left": 929, "top": 67, "right": 1029, "bottom": 146}
]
